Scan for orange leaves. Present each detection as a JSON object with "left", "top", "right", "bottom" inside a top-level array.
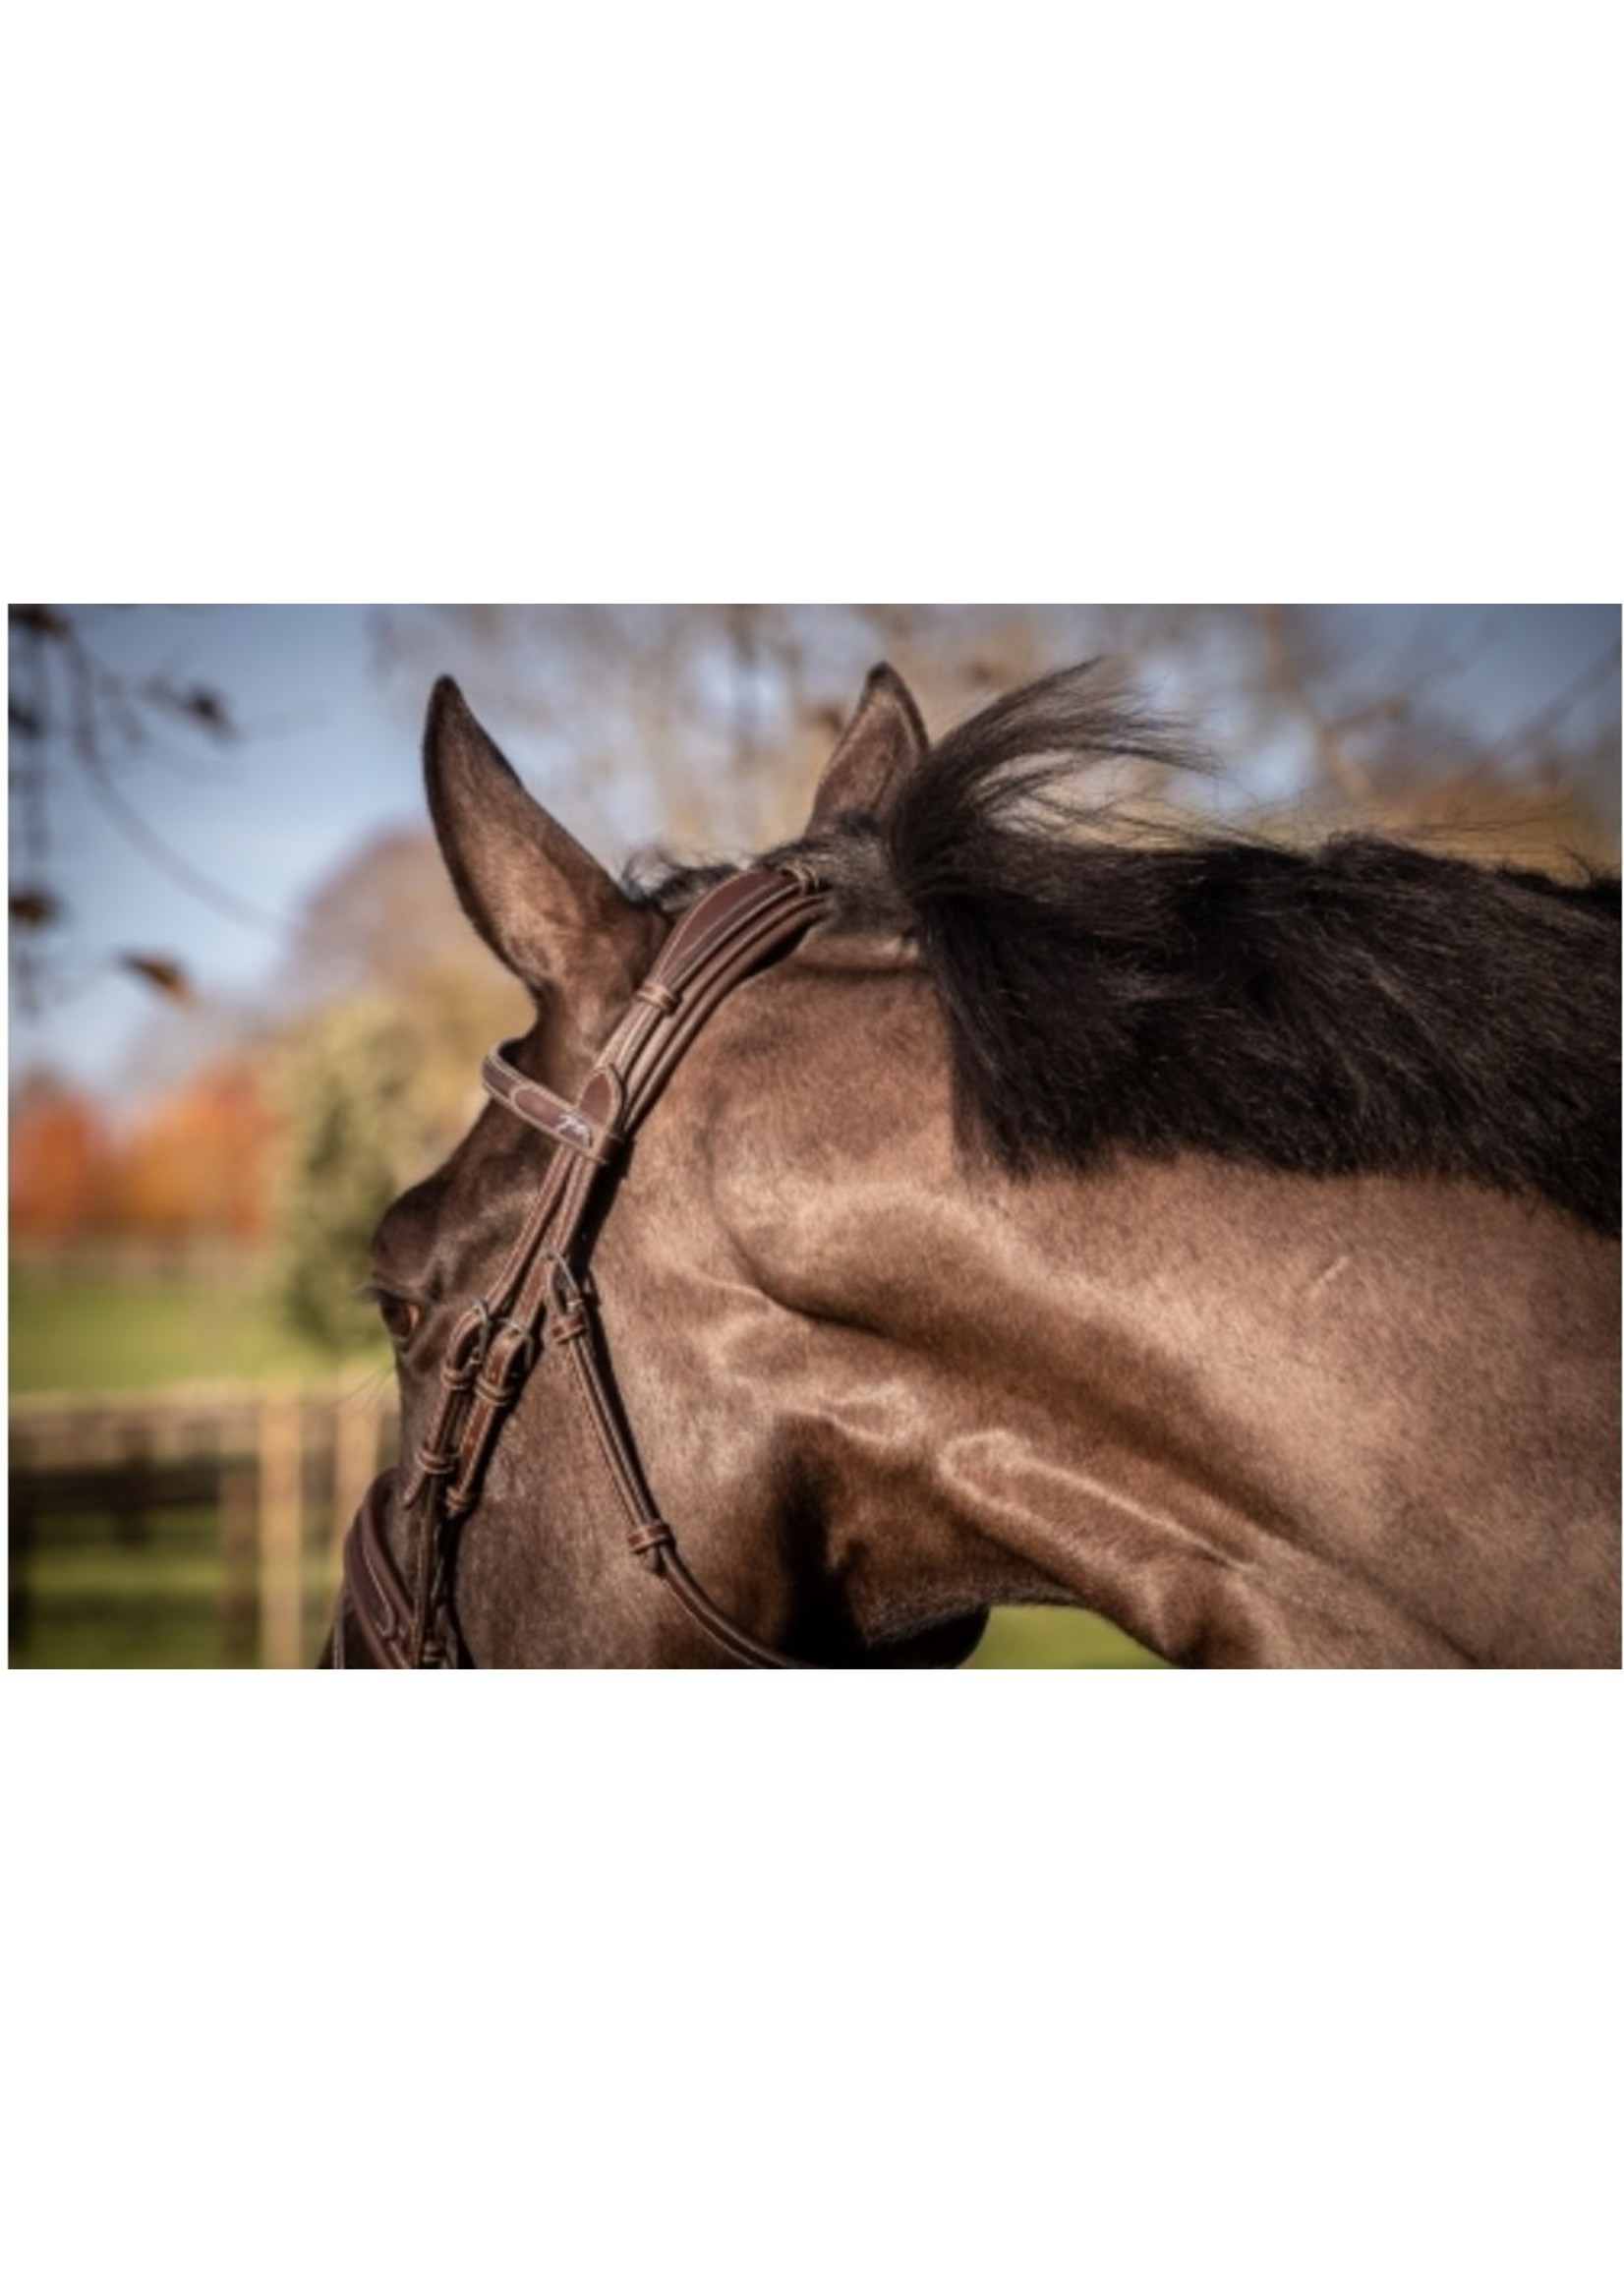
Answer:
[
  {"left": 8, "top": 1086, "right": 109, "bottom": 1241},
  {"left": 109, "top": 1065, "right": 275, "bottom": 1242},
  {"left": 9, "top": 1062, "right": 276, "bottom": 1246}
]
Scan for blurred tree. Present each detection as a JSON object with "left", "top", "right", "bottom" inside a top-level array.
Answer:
[
  {"left": 374, "top": 604, "right": 1619, "bottom": 870},
  {"left": 273, "top": 821, "right": 528, "bottom": 1130},
  {"left": 8, "top": 1076, "right": 111, "bottom": 1242},
  {"left": 267, "top": 995, "right": 444, "bottom": 1357},
  {"left": 374, "top": 605, "right": 1086, "bottom": 856},
  {"left": 8, "top": 602, "right": 279, "bottom": 1018},
  {"left": 280, "top": 826, "right": 527, "bottom": 1032},
  {"left": 1224, "top": 603, "right": 1620, "bottom": 863},
  {"left": 10, "top": 1062, "right": 277, "bottom": 1249},
  {"left": 102, "top": 1061, "right": 276, "bottom": 1245}
]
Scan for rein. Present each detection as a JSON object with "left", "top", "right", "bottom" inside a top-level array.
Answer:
[{"left": 332, "top": 864, "right": 830, "bottom": 1669}]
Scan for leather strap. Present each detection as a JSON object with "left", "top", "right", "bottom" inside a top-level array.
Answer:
[
  {"left": 341, "top": 1472, "right": 418, "bottom": 1668},
  {"left": 548, "top": 1264, "right": 807, "bottom": 1667}
]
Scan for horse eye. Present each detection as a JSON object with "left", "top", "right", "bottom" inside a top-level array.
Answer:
[{"left": 377, "top": 1292, "right": 424, "bottom": 1348}]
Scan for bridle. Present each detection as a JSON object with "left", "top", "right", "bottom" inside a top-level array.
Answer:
[{"left": 331, "top": 864, "right": 833, "bottom": 1669}]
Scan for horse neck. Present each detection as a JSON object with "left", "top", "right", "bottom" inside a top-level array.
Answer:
[
  {"left": 697, "top": 956, "right": 1618, "bottom": 1668},
  {"left": 820, "top": 1156, "right": 1617, "bottom": 1665}
]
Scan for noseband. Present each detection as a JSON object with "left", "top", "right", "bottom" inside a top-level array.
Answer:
[{"left": 332, "top": 865, "right": 830, "bottom": 1668}]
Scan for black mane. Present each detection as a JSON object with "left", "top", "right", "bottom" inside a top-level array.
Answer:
[{"left": 641, "top": 664, "right": 1621, "bottom": 1237}]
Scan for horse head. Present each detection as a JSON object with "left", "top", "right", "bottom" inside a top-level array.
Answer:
[{"left": 339, "top": 668, "right": 999, "bottom": 1665}]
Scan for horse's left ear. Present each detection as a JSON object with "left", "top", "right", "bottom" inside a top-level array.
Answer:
[
  {"left": 807, "top": 663, "right": 930, "bottom": 830},
  {"left": 422, "top": 677, "right": 662, "bottom": 1052}
]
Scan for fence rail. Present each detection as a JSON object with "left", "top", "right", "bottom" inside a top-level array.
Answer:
[{"left": 9, "top": 1380, "right": 398, "bottom": 1668}]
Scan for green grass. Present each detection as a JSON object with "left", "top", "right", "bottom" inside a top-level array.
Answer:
[
  {"left": 968, "top": 1605, "right": 1167, "bottom": 1669},
  {"left": 9, "top": 1266, "right": 365, "bottom": 1394}
]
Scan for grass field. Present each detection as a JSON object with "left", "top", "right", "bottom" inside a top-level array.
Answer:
[
  {"left": 10, "top": 1266, "right": 1167, "bottom": 1669},
  {"left": 10, "top": 1266, "right": 342, "bottom": 1395},
  {"left": 967, "top": 1606, "right": 1164, "bottom": 1669}
]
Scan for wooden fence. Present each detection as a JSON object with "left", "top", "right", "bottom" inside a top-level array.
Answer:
[{"left": 9, "top": 1380, "right": 398, "bottom": 1668}]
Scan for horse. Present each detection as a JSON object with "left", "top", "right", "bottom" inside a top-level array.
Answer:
[{"left": 322, "top": 662, "right": 1620, "bottom": 1668}]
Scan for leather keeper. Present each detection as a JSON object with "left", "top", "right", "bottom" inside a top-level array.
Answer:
[{"left": 472, "top": 1322, "right": 536, "bottom": 1405}]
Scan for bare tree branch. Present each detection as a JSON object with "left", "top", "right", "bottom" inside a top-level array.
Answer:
[{"left": 9, "top": 607, "right": 291, "bottom": 1020}]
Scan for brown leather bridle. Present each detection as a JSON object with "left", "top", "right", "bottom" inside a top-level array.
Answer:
[{"left": 330, "top": 864, "right": 833, "bottom": 1669}]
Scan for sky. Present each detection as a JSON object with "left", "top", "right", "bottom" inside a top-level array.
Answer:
[
  {"left": 9, "top": 607, "right": 437, "bottom": 1102},
  {"left": 7, "top": 603, "right": 1619, "bottom": 1105}
]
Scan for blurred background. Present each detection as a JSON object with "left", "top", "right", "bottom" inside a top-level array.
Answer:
[{"left": 8, "top": 604, "right": 1619, "bottom": 1668}]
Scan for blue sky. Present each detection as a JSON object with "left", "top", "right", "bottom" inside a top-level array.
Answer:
[
  {"left": 10, "top": 608, "right": 436, "bottom": 1099},
  {"left": 8, "top": 604, "right": 1618, "bottom": 1104}
]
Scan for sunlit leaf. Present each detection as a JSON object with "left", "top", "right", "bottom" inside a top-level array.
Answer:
[
  {"left": 10, "top": 888, "right": 62, "bottom": 928},
  {"left": 10, "top": 604, "right": 70, "bottom": 639},
  {"left": 119, "top": 953, "right": 195, "bottom": 1003}
]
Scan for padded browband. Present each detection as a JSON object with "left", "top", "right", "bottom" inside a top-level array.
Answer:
[{"left": 481, "top": 1050, "right": 623, "bottom": 1161}]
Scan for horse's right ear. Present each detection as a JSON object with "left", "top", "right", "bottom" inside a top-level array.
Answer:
[
  {"left": 423, "top": 677, "right": 661, "bottom": 1042},
  {"left": 807, "top": 664, "right": 930, "bottom": 831}
]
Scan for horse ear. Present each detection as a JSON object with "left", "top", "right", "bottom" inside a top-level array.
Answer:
[
  {"left": 423, "top": 677, "right": 660, "bottom": 1034},
  {"left": 807, "top": 664, "right": 929, "bottom": 830}
]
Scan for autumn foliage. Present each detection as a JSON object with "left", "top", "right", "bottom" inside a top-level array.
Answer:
[
  {"left": 8, "top": 1083, "right": 109, "bottom": 1241},
  {"left": 10, "top": 1062, "right": 276, "bottom": 1247}
]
